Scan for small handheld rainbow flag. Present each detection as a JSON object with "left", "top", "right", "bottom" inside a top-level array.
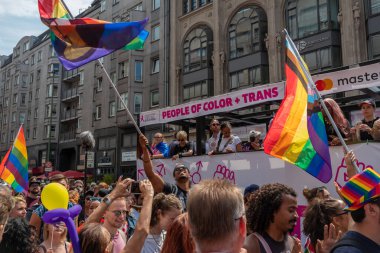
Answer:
[
  {"left": 263, "top": 31, "right": 332, "bottom": 183},
  {"left": 0, "top": 126, "right": 29, "bottom": 192}
]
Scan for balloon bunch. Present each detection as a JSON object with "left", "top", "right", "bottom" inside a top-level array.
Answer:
[{"left": 41, "top": 183, "right": 82, "bottom": 253}]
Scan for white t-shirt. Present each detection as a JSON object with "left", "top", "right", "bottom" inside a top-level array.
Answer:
[
  {"left": 217, "top": 135, "right": 241, "bottom": 153},
  {"left": 206, "top": 132, "right": 221, "bottom": 153},
  {"left": 140, "top": 231, "right": 166, "bottom": 253}
]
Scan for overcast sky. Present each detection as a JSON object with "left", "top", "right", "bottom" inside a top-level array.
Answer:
[{"left": 0, "top": 0, "right": 93, "bottom": 56}]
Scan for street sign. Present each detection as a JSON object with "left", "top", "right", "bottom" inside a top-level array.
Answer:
[{"left": 45, "top": 161, "right": 53, "bottom": 172}]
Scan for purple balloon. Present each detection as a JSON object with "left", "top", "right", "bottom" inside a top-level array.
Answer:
[{"left": 42, "top": 204, "right": 82, "bottom": 253}]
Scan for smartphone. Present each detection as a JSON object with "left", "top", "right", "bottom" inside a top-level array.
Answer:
[{"left": 130, "top": 181, "right": 141, "bottom": 193}]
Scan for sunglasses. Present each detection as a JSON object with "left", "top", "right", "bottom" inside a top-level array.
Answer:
[{"left": 111, "top": 210, "right": 128, "bottom": 217}]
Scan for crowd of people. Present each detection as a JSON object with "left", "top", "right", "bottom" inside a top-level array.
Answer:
[
  {"left": 0, "top": 139, "right": 379, "bottom": 253},
  {"left": 0, "top": 98, "right": 379, "bottom": 253},
  {"left": 150, "top": 98, "right": 379, "bottom": 160}
]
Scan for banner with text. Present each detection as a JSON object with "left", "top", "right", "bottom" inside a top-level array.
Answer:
[
  {"left": 137, "top": 142, "right": 379, "bottom": 206},
  {"left": 140, "top": 63, "right": 380, "bottom": 127},
  {"left": 140, "top": 82, "right": 284, "bottom": 126}
]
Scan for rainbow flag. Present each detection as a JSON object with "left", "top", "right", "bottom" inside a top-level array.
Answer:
[
  {"left": 263, "top": 32, "right": 332, "bottom": 183},
  {"left": 0, "top": 126, "right": 29, "bottom": 192},
  {"left": 38, "top": 0, "right": 149, "bottom": 70}
]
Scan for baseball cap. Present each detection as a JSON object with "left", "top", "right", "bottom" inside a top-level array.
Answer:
[
  {"left": 359, "top": 99, "right": 376, "bottom": 109},
  {"left": 244, "top": 184, "right": 260, "bottom": 197},
  {"left": 340, "top": 168, "right": 380, "bottom": 211},
  {"left": 29, "top": 177, "right": 41, "bottom": 186}
]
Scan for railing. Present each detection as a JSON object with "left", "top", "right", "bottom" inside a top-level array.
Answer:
[
  {"left": 59, "top": 131, "right": 77, "bottom": 141},
  {"left": 61, "top": 87, "right": 79, "bottom": 100},
  {"left": 60, "top": 109, "right": 78, "bottom": 121},
  {"left": 63, "top": 68, "right": 80, "bottom": 80}
]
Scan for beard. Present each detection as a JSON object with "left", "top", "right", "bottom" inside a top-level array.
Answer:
[{"left": 31, "top": 189, "right": 40, "bottom": 195}]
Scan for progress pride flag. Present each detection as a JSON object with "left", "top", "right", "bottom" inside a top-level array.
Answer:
[{"left": 160, "top": 82, "right": 284, "bottom": 123}]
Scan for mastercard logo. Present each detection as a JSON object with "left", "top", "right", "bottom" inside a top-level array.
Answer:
[{"left": 315, "top": 78, "right": 333, "bottom": 91}]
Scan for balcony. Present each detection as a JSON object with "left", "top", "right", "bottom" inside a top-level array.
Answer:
[
  {"left": 61, "top": 87, "right": 79, "bottom": 102},
  {"left": 59, "top": 131, "right": 77, "bottom": 142},
  {"left": 60, "top": 109, "right": 79, "bottom": 121},
  {"left": 63, "top": 69, "right": 80, "bottom": 82}
]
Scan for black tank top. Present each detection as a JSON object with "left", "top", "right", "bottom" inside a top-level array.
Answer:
[{"left": 258, "top": 232, "right": 292, "bottom": 253}]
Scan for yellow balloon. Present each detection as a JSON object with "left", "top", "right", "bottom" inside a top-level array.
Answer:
[{"left": 41, "top": 183, "right": 69, "bottom": 210}]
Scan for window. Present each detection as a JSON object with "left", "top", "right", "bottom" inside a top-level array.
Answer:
[
  {"left": 301, "top": 47, "right": 341, "bottom": 73},
  {"left": 26, "top": 129, "right": 30, "bottom": 139},
  {"left": 49, "top": 45, "right": 56, "bottom": 57},
  {"left": 37, "top": 51, "right": 42, "bottom": 62},
  {"left": 19, "top": 112, "right": 25, "bottom": 123},
  {"left": 21, "top": 93, "right": 26, "bottom": 105},
  {"left": 100, "top": 0, "right": 106, "bottom": 12},
  {"left": 37, "top": 69, "right": 41, "bottom": 80},
  {"left": 109, "top": 101, "right": 116, "bottom": 117},
  {"left": 229, "top": 66, "right": 268, "bottom": 90},
  {"left": 134, "top": 93, "right": 142, "bottom": 114},
  {"left": 28, "top": 110, "right": 31, "bottom": 120},
  {"left": 34, "top": 108, "right": 39, "bottom": 119},
  {"left": 118, "top": 61, "right": 129, "bottom": 79},
  {"left": 134, "top": 3, "right": 143, "bottom": 10},
  {"left": 286, "top": 0, "right": 339, "bottom": 39},
  {"left": 368, "top": 34, "right": 380, "bottom": 60},
  {"left": 13, "top": 94, "right": 18, "bottom": 104},
  {"left": 97, "top": 77, "right": 103, "bottom": 92},
  {"left": 150, "top": 90, "right": 159, "bottom": 107},
  {"left": 22, "top": 75, "right": 27, "bottom": 87},
  {"left": 118, "top": 92, "right": 128, "bottom": 110},
  {"left": 153, "top": 0, "right": 160, "bottom": 10},
  {"left": 49, "top": 63, "right": 60, "bottom": 76},
  {"left": 3, "top": 114, "right": 7, "bottom": 124},
  {"left": 184, "top": 81, "right": 209, "bottom": 102},
  {"left": 152, "top": 25, "right": 160, "bottom": 41},
  {"left": 45, "top": 104, "right": 57, "bottom": 117},
  {"left": 33, "top": 128, "right": 37, "bottom": 139},
  {"left": 35, "top": 88, "right": 39, "bottom": 99},
  {"left": 79, "top": 71, "right": 84, "bottom": 85},
  {"left": 31, "top": 55, "right": 35, "bottom": 65},
  {"left": 4, "top": 98, "right": 9, "bottom": 107},
  {"left": 370, "top": 0, "right": 380, "bottom": 15},
  {"left": 183, "top": 27, "right": 212, "bottom": 73},
  {"left": 47, "top": 84, "right": 58, "bottom": 97},
  {"left": 113, "top": 0, "right": 119, "bottom": 5},
  {"left": 23, "top": 41, "right": 29, "bottom": 52},
  {"left": 96, "top": 105, "right": 102, "bottom": 120},
  {"left": 29, "top": 73, "right": 34, "bottom": 84},
  {"left": 110, "top": 72, "right": 117, "bottom": 85},
  {"left": 12, "top": 112, "right": 16, "bottom": 122},
  {"left": 45, "top": 125, "right": 56, "bottom": 138},
  {"left": 152, "top": 58, "right": 159, "bottom": 73},
  {"left": 229, "top": 6, "right": 268, "bottom": 59},
  {"left": 135, "top": 61, "right": 143, "bottom": 81},
  {"left": 10, "top": 131, "right": 14, "bottom": 141},
  {"left": 15, "top": 75, "right": 20, "bottom": 86}
]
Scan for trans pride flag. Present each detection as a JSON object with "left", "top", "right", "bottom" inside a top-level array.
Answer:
[
  {"left": 38, "top": 0, "right": 149, "bottom": 70},
  {"left": 263, "top": 32, "right": 332, "bottom": 183},
  {"left": 0, "top": 126, "right": 28, "bottom": 192}
]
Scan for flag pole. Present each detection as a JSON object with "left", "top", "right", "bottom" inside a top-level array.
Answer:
[
  {"left": 60, "top": 0, "right": 153, "bottom": 155},
  {"left": 283, "top": 29, "right": 360, "bottom": 173}
]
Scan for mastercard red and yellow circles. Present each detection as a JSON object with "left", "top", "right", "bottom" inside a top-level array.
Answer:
[{"left": 315, "top": 78, "right": 333, "bottom": 91}]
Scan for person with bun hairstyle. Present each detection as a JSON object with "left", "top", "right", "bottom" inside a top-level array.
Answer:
[{"left": 303, "top": 186, "right": 331, "bottom": 204}]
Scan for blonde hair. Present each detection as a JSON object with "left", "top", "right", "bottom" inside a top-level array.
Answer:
[
  {"left": 79, "top": 223, "right": 111, "bottom": 253},
  {"left": 12, "top": 195, "right": 26, "bottom": 205},
  {"left": 176, "top": 131, "right": 188, "bottom": 140},
  {"left": 43, "top": 223, "right": 67, "bottom": 242},
  {"left": 188, "top": 180, "right": 244, "bottom": 243},
  {"left": 69, "top": 189, "right": 80, "bottom": 204},
  {"left": 150, "top": 193, "right": 182, "bottom": 227}
]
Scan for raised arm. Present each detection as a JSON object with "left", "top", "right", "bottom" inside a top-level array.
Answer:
[
  {"left": 122, "top": 179, "right": 154, "bottom": 253},
  {"left": 85, "top": 177, "right": 132, "bottom": 225},
  {"left": 139, "top": 134, "right": 165, "bottom": 193}
]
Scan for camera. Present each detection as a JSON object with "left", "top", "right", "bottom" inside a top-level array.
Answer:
[{"left": 130, "top": 181, "right": 141, "bottom": 193}]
